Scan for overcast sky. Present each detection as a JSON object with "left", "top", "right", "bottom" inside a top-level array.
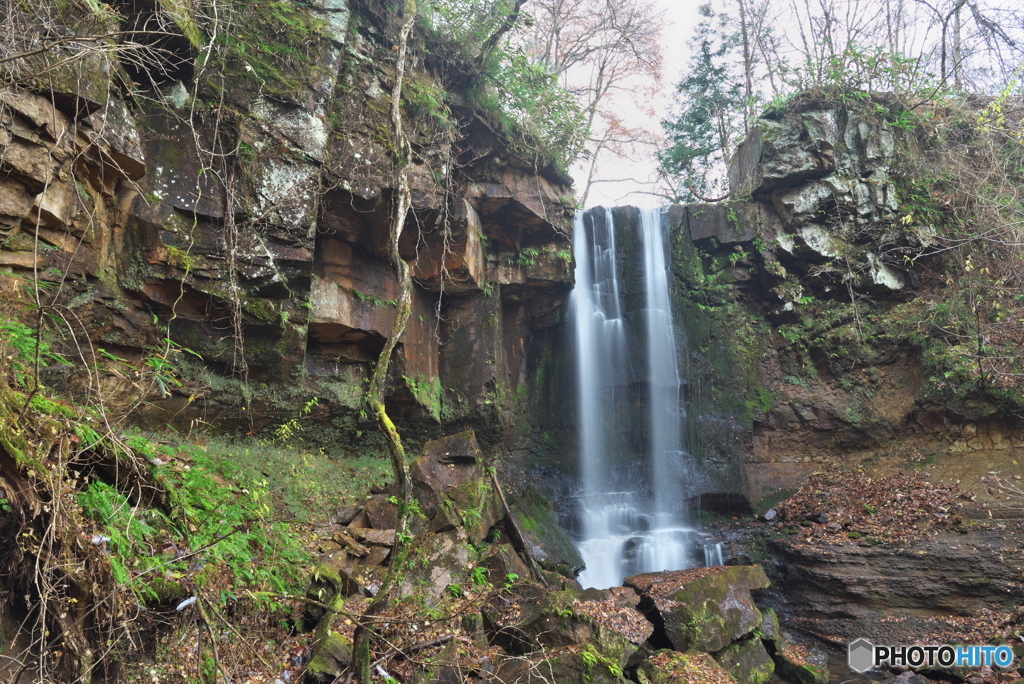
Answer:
[{"left": 576, "top": 1, "right": 704, "bottom": 209}]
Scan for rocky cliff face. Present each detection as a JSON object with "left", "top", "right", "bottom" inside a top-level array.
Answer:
[
  {"left": 655, "top": 95, "right": 1024, "bottom": 516},
  {"left": 651, "top": 94, "right": 1024, "bottom": 649},
  {"left": 0, "top": 0, "right": 575, "bottom": 461}
]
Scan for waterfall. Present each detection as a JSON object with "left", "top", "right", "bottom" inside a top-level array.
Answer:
[
  {"left": 641, "top": 208, "right": 687, "bottom": 523},
  {"left": 572, "top": 207, "right": 716, "bottom": 589},
  {"left": 704, "top": 541, "right": 725, "bottom": 567}
]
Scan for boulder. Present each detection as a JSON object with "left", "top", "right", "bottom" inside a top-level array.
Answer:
[
  {"left": 714, "top": 637, "right": 775, "bottom": 684},
  {"left": 758, "top": 607, "right": 781, "bottom": 642},
  {"left": 489, "top": 648, "right": 630, "bottom": 684},
  {"left": 409, "top": 431, "right": 503, "bottom": 543},
  {"left": 411, "top": 430, "right": 485, "bottom": 517},
  {"left": 306, "top": 553, "right": 373, "bottom": 611},
  {"left": 509, "top": 486, "right": 584, "bottom": 576},
  {"left": 572, "top": 586, "right": 654, "bottom": 647},
  {"left": 329, "top": 505, "right": 361, "bottom": 525},
  {"left": 638, "top": 650, "right": 737, "bottom": 684},
  {"left": 625, "top": 566, "right": 770, "bottom": 652},
  {"left": 480, "top": 542, "right": 531, "bottom": 585},
  {"left": 409, "top": 639, "right": 463, "bottom": 684},
  {"left": 398, "top": 527, "right": 470, "bottom": 604},
  {"left": 305, "top": 632, "right": 352, "bottom": 683},
  {"left": 448, "top": 476, "right": 504, "bottom": 544},
  {"left": 362, "top": 495, "right": 399, "bottom": 530},
  {"left": 483, "top": 583, "right": 636, "bottom": 668}
]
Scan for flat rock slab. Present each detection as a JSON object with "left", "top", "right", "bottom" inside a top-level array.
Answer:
[
  {"left": 573, "top": 587, "right": 653, "bottom": 645},
  {"left": 625, "top": 565, "right": 770, "bottom": 652}
]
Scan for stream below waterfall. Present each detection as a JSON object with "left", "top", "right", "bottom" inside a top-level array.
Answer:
[{"left": 571, "top": 207, "right": 722, "bottom": 589}]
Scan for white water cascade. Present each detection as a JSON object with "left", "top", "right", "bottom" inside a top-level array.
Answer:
[{"left": 572, "top": 207, "right": 720, "bottom": 589}]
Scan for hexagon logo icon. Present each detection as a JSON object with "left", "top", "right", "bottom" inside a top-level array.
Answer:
[{"left": 848, "top": 638, "right": 875, "bottom": 673}]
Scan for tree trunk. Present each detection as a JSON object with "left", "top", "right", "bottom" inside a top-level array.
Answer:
[{"left": 348, "top": 4, "right": 417, "bottom": 682}]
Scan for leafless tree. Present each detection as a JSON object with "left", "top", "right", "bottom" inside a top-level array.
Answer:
[
  {"left": 747, "top": 0, "right": 1024, "bottom": 93},
  {"left": 522, "top": 0, "right": 664, "bottom": 206}
]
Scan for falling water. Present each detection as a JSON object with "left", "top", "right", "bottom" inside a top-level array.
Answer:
[
  {"left": 572, "top": 207, "right": 716, "bottom": 589},
  {"left": 641, "top": 208, "right": 687, "bottom": 523},
  {"left": 573, "top": 208, "right": 626, "bottom": 515}
]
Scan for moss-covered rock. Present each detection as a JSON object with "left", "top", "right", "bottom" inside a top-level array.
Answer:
[
  {"left": 509, "top": 486, "right": 584, "bottom": 575},
  {"left": 305, "top": 632, "right": 353, "bottom": 683},
  {"left": 770, "top": 640, "right": 828, "bottom": 684},
  {"left": 638, "top": 649, "right": 737, "bottom": 684},
  {"left": 447, "top": 476, "right": 503, "bottom": 545},
  {"left": 625, "top": 566, "right": 770, "bottom": 652},
  {"left": 409, "top": 639, "right": 463, "bottom": 684},
  {"left": 757, "top": 607, "right": 781, "bottom": 641},
  {"left": 398, "top": 527, "right": 470, "bottom": 605},
  {"left": 492, "top": 646, "right": 631, "bottom": 684},
  {"left": 483, "top": 583, "right": 635, "bottom": 669},
  {"left": 714, "top": 637, "right": 775, "bottom": 684}
]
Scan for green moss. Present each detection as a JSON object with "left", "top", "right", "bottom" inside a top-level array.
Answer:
[
  {"left": 29, "top": 394, "right": 76, "bottom": 419},
  {"left": 144, "top": 576, "right": 189, "bottom": 603},
  {"left": 349, "top": 287, "right": 397, "bottom": 308},
  {"left": 119, "top": 258, "right": 154, "bottom": 292},
  {"left": 669, "top": 212, "right": 767, "bottom": 466},
  {"left": 716, "top": 637, "right": 776, "bottom": 684},
  {"left": 205, "top": 0, "right": 333, "bottom": 104},
  {"left": 200, "top": 435, "right": 391, "bottom": 521},
  {"left": 243, "top": 298, "right": 278, "bottom": 324},
  {"left": 402, "top": 73, "right": 454, "bottom": 134},
  {"left": 403, "top": 373, "right": 442, "bottom": 421},
  {"left": 517, "top": 512, "right": 538, "bottom": 532}
]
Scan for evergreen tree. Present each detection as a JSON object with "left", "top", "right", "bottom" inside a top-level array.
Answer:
[{"left": 658, "top": 4, "right": 744, "bottom": 202}]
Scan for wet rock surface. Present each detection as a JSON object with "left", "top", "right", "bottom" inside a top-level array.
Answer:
[
  {"left": 715, "top": 636, "right": 775, "bottom": 684},
  {"left": 509, "top": 486, "right": 585, "bottom": 576}
]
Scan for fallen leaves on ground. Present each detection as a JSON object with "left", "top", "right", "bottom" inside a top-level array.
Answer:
[
  {"left": 767, "top": 467, "right": 967, "bottom": 545},
  {"left": 573, "top": 586, "right": 653, "bottom": 644}
]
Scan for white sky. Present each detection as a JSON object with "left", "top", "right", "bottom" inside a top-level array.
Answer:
[{"left": 574, "top": 1, "right": 705, "bottom": 209}]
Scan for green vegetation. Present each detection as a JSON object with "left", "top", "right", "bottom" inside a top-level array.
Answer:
[
  {"left": 0, "top": 316, "right": 72, "bottom": 385},
  {"left": 420, "top": 0, "right": 587, "bottom": 174},
  {"left": 659, "top": 3, "right": 743, "bottom": 201},
  {"left": 202, "top": 435, "right": 391, "bottom": 521},
  {"left": 404, "top": 373, "right": 443, "bottom": 420},
  {"left": 402, "top": 73, "right": 454, "bottom": 133},
  {"left": 0, "top": 314, "right": 327, "bottom": 681},
  {"left": 77, "top": 441, "right": 310, "bottom": 606},
  {"left": 210, "top": 0, "right": 333, "bottom": 102},
  {"left": 670, "top": 225, "right": 768, "bottom": 430},
  {"left": 580, "top": 644, "right": 625, "bottom": 678}
]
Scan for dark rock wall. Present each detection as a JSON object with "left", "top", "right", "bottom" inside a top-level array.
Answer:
[{"left": 0, "top": 0, "right": 575, "bottom": 465}]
